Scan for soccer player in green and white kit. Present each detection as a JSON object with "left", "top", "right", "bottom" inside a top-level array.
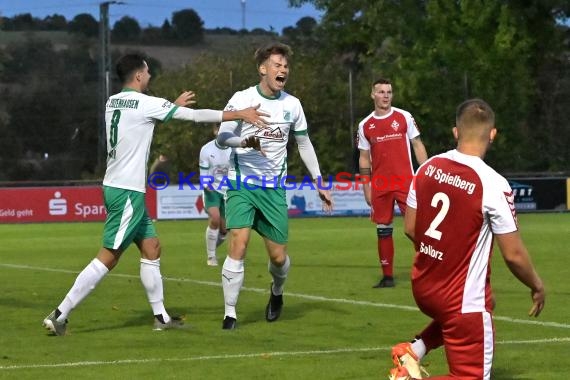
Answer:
[
  {"left": 217, "top": 43, "right": 334, "bottom": 329},
  {"left": 200, "top": 125, "right": 231, "bottom": 266},
  {"left": 43, "top": 53, "right": 268, "bottom": 336}
]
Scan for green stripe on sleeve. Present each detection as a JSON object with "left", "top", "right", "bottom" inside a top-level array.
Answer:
[
  {"left": 293, "top": 129, "right": 308, "bottom": 136},
  {"left": 163, "top": 105, "right": 179, "bottom": 123}
]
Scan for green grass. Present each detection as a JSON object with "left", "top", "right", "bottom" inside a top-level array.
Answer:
[{"left": 1, "top": 214, "right": 569, "bottom": 379}]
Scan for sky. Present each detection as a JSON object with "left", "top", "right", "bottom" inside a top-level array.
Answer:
[{"left": 0, "top": 0, "right": 323, "bottom": 33}]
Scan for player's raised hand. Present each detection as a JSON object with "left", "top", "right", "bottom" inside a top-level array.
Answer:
[
  {"left": 238, "top": 104, "right": 269, "bottom": 129},
  {"left": 241, "top": 135, "right": 265, "bottom": 156},
  {"left": 174, "top": 91, "right": 196, "bottom": 107}
]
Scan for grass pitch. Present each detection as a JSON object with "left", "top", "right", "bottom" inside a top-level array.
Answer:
[{"left": 1, "top": 214, "right": 569, "bottom": 379}]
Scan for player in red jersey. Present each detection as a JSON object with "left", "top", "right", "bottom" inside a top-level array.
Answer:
[
  {"left": 357, "top": 78, "right": 428, "bottom": 288},
  {"left": 388, "top": 99, "right": 545, "bottom": 380}
]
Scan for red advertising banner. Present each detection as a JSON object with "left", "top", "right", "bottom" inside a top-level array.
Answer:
[{"left": 0, "top": 186, "right": 157, "bottom": 223}]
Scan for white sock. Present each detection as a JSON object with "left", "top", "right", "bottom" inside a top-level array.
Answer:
[
  {"left": 57, "top": 258, "right": 109, "bottom": 322},
  {"left": 411, "top": 338, "right": 427, "bottom": 360},
  {"left": 140, "top": 258, "right": 170, "bottom": 323},
  {"left": 269, "top": 255, "right": 290, "bottom": 296},
  {"left": 222, "top": 256, "right": 244, "bottom": 319},
  {"left": 206, "top": 226, "right": 219, "bottom": 257}
]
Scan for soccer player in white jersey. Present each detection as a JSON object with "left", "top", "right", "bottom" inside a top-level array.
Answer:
[
  {"left": 216, "top": 42, "right": 333, "bottom": 329},
  {"left": 199, "top": 125, "right": 231, "bottom": 266},
  {"left": 42, "top": 53, "right": 268, "bottom": 336},
  {"left": 387, "top": 99, "right": 545, "bottom": 380}
]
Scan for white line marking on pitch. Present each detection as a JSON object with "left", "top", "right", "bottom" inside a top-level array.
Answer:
[
  {"left": 2, "top": 263, "right": 570, "bottom": 330},
  {"left": 1, "top": 337, "right": 569, "bottom": 371}
]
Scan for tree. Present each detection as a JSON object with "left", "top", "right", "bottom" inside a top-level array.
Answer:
[
  {"left": 14, "top": 13, "right": 40, "bottom": 30},
  {"left": 0, "top": 36, "right": 99, "bottom": 180},
  {"left": 288, "top": 0, "right": 570, "bottom": 172},
  {"left": 43, "top": 14, "right": 67, "bottom": 31},
  {"left": 171, "top": 9, "right": 204, "bottom": 44},
  {"left": 160, "top": 19, "right": 173, "bottom": 39},
  {"left": 112, "top": 16, "right": 141, "bottom": 41},
  {"left": 283, "top": 16, "right": 318, "bottom": 47},
  {"left": 68, "top": 13, "right": 98, "bottom": 38}
]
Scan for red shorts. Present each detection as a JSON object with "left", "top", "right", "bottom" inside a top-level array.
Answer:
[
  {"left": 370, "top": 190, "right": 407, "bottom": 224},
  {"left": 422, "top": 312, "right": 495, "bottom": 380}
]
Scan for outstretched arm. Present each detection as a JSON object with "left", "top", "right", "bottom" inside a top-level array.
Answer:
[{"left": 172, "top": 90, "right": 268, "bottom": 126}]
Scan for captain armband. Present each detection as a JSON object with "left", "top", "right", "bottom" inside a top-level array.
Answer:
[{"left": 359, "top": 167, "right": 371, "bottom": 176}]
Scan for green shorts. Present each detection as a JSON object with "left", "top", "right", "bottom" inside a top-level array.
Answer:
[
  {"left": 102, "top": 186, "right": 156, "bottom": 251},
  {"left": 203, "top": 189, "right": 225, "bottom": 217},
  {"left": 225, "top": 184, "right": 288, "bottom": 244}
]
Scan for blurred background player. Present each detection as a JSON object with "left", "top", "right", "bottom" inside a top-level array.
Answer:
[
  {"left": 42, "top": 53, "right": 268, "bottom": 335},
  {"left": 388, "top": 99, "right": 545, "bottom": 379},
  {"left": 216, "top": 42, "right": 333, "bottom": 329},
  {"left": 199, "top": 124, "right": 231, "bottom": 266},
  {"left": 149, "top": 153, "right": 171, "bottom": 185},
  {"left": 357, "top": 78, "right": 428, "bottom": 288}
]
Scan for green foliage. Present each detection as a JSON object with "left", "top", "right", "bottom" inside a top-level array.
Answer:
[
  {"left": 68, "top": 13, "right": 98, "bottom": 38},
  {"left": 150, "top": 50, "right": 258, "bottom": 175},
  {"left": 0, "top": 1, "right": 568, "bottom": 180},
  {"left": 0, "top": 35, "right": 98, "bottom": 180},
  {"left": 43, "top": 14, "right": 67, "bottom": 31},
  {"left": 290, "top": 0, "right": 569, "bottom": 172},
  {"left": 171, "top": 9, "right": 205, "bottom": 44},
  {"left": 112, "top": 16, "right": 141, "bottom": 42}
]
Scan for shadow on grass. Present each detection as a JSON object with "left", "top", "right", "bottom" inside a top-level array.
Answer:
[{"left": 71, "top": 307, "right": 194, "bottom": 334}]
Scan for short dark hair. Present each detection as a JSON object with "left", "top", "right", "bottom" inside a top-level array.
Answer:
[
  {"left": 372, "top": 78, "right": 391, "bottom": 86},
  {"left": 116, "top": 53, "right": 147, "bottom": 84},
  {"left": 456, "top": 98, "right": 495, "bottom": 128},
  {"left": 254, "top": 42, "right": 292, "bottom": 68}
]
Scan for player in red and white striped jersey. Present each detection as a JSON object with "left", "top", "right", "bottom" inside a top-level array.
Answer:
[
  {"left": 357, "top": 78, "right": 428, "bottom": 288},
  {"left": 389, "top": 99, "right": 545, "bottom": 379}
]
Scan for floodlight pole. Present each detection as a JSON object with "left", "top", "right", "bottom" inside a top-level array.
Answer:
[
  {"left": 97, "top": 1, "right": 123, "bottom": 173},
  {"left": 241, "top": 0, "right": 246, "bottom": 30}
]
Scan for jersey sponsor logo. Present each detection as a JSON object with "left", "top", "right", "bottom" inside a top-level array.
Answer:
[
  {"left": 374, "top": 133, "right": 402, "bottom": 143},
  {"left": 391, "top": 120, "right": 400, "bottom": 131},
  {"left": 161, "top": 100, "right": 173, "bottom": 109},
  {"left": 419, "top": 241, "right": 444, "bottom": 261},
  {"left": 255, "top": 126, "right": 284, "bottom": 140}
]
